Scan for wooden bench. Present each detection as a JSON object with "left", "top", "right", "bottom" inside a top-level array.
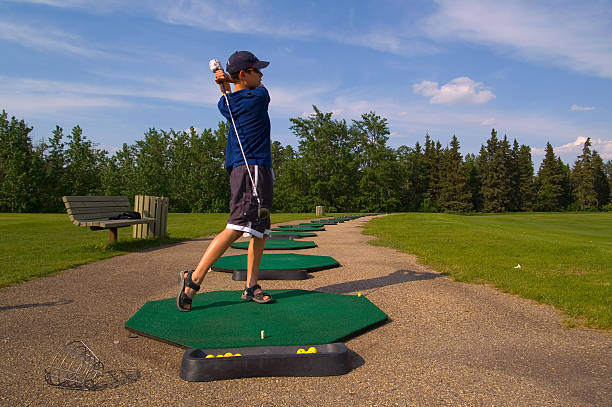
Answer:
[{"left": 62, "top": 196, "right": 156, "bottom": 242}]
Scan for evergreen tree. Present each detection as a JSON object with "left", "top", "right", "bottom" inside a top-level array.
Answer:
[
  {"left": 592, "top": 151, "right": 610, "bottom": 209},
  {"left": 559, "top": 159, "right": 572, "bottom": 209},
  {"left": 464, "top": 153, "right": 483, "bottom": 211},
  {"left": 535, "top": 142, "right": 566, "bottom": 211},
  {"left": 508, "top": 139, "right": 521, "bottom": 211},
  {"left": 604, "top": 160, "right": 612, "bottom": 209},
  {"left": 571, "top": 137, "right": 597, "bottom": 210},
  {"left": 422, "top": 134, "right": 441, "bottom": 211},
  {"left": 437, "top": 135, "right": 472, "bottom": 212},
  {"left": 480, "top": 129, "right": 510, "bottom": 212},
  {"left": 517, "top": 144, "right": 535, "bottom": 211}
]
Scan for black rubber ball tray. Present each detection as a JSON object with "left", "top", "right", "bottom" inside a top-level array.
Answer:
[{"left": 180, "top": 342, "right": 350, "bottom": 381}]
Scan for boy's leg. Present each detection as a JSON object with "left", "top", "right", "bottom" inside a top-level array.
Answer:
[
  {"left": 183, "top": 228, "right": 242, "bottom": 298},
  {"left": 245, "top": 235, "right": 271, "bottom": 301},
  {"left": 246, "top": 236, "right": 265, "bottom": 287}
]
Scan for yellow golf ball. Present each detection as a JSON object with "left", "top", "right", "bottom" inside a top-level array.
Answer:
[
  {"left": 357, "top": 292, "right": 362, "bottom": 297},
  {"left": 234, "top": 353, "right": 242, "bottom": 357},
  {"left": 307, "top": 347, "right": 317, "bottom": 353},
  {"left": 205, "top": 354, "right": 215, "bottom": 359},
  {"left": 296, "top": 348, "right": 306, "bottom": 354},
  {"left": 224, "top": 352, "right": 234, "bottom": 357},
  {"left": 216, "top": 354, "right": 224, "bottom": 358}
]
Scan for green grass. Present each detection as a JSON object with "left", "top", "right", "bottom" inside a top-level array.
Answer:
[
  {"left": 0, "top": 212, "right": 330, "bottom": 288},
  {"left": 363, "top": 212, "right": 612, "bottom": 330}
]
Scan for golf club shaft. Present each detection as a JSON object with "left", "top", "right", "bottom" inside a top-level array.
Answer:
[{"left": 220, "top": 88, "right": 260, "bottom": 202}]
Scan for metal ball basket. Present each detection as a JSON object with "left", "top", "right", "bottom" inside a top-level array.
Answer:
[{"left": 44, "top": 341, "right": 104, "bottom": 390}]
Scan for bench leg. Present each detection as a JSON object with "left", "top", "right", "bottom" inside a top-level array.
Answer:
[{"left": 109, "top": 228, "right": 118, "bottom": 243}]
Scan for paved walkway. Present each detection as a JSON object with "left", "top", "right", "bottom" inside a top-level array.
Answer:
[{"left": 0, "top": 215, "right": 610, "bottom": 406}]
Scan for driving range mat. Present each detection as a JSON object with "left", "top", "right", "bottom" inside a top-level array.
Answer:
[
  {"left": 230, "top": 269, "right": 308, "bottom": 280},
  {"left": 212, "top": 253, "right": 340, "bottom": 273},
  {"left": 270, "top": 231, "right": 317, "bottom": 238},
  {"left": 125, "top": 289, "right": 388, "bottom": 348},
  {"left": 231, "top": 240, "right": 316, "bottom": 250},
  {"left": 272, "top": 226, "right": 324, "bottom": 232}
]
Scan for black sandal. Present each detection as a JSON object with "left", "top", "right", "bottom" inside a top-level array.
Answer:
[
  {"left": 241, "top": 284, "right": 273, "bottom": 304},
  {"left": 177, "top": 270, "right": 200, "bottom": 312}
]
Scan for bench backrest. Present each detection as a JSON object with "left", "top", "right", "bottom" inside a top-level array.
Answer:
[{"left": 62, "top": 196, "right": 132, "bottom": 225}]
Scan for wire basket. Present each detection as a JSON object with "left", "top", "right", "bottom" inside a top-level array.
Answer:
[{"left": 44, "top": 341, "right": 104, "bottom": 390}]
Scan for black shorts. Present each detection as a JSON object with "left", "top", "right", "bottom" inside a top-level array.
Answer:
[{"left": 227, "top": 164, "right": 274, "bottom": 238}]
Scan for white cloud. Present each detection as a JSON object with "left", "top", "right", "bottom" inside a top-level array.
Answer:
[
  {"left": 0, "top": 74, "right": 219, "bottom": 116},
  {"left": 151, "top": 2, "right": 313, "bottom": 38},
  {"left": 10, "top": 0, "right": 437, "bottom": 57},
  {"left": 0, "top": 20, "right": 112, "bottom": 58},
  {"left": 6, "top": 0, "right": 124, "bottom": 11},
  {"left": 413, "top": 77, "right": 495, "bottom": 105},
  {"left": 327, "top": 30, "right": 438, "bottom": 57},
  {"left": 571, "top": 104, "right": 595, "bottom": 111},
  {"left": 531, "top": 137, "right": 612, "bottom": 160},
  {"left": 424, "top": 0, "right": 612, "bottom": 78}
]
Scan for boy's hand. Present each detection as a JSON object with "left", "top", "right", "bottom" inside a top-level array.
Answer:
[{"left": 215, "top": 70, "right": 232, "bottom": 84}]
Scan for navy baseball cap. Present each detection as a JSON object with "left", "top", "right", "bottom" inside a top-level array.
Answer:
[{"left": 226, "top": 51, "right": 269, "bottom": 74}]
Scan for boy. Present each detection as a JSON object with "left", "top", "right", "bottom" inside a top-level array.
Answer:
[{"left": 176, "top": 51, "right": 274, "bottom": 312}]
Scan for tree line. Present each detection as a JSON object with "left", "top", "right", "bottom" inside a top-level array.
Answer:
[{"left": 1, "top": 108, "right": 611, "bottom": 213}]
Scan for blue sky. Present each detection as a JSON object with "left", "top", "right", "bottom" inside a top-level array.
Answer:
[{"left": 1, "top": 0, "right": 611, "bottom": 166}]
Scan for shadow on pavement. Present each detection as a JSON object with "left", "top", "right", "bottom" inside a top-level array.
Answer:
[
  {"left": 91, "top": 369, "right": 141, "bottom": 391},
  {"left": 0, "top": 299, "right": 73, "bottom": 311},
  {"left": 315, "top": 269, "right": 444, "bottom": 294}
]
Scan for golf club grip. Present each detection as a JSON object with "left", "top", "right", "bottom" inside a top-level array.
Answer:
[{"left": 209, "top": 58, "right": 227, "bottom": 93}]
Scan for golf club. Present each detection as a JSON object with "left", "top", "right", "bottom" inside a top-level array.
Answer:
[{"left": 209, "top": 58, "right": 270, "bottom": 220}]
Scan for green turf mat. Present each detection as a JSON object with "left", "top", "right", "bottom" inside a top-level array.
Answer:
[
  {"left": 231, "top": 240, "right": 316, "bottom": 250},
  {"left": 125, "top": 289, "right": 388, "bottom": 348},
  {"left": 212, "top": 253, "right": 340, "bottom": 272},
  {"left": 277, "top": 225, "right": 325, "bottom": 229},
  {"left": 300, "top": 223, "right": 333, "bottom": 227},
  {"left": 272, "top": 226, "right": 324, "bottom": 232},
  {"left": 270, "top": 231, "right": 317, "bottom": 237}
]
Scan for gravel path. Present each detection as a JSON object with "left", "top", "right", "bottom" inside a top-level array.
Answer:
[{"left": 0, "top": 214, "right": 610, "bottom": 406}]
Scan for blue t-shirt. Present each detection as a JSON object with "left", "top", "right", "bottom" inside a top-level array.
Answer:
[{"left": 218, "top": 86, "right": 272, "bottom": 172}]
